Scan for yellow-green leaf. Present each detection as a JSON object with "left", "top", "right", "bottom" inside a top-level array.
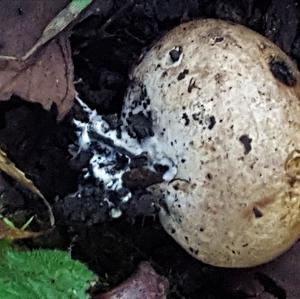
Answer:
[{"left": 0, "top": 219, "right": 40, "bottom": 241}]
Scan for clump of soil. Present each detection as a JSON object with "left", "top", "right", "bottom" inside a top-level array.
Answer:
[{"left": 1, "top": 0, "right": 300, "bottom": 298}]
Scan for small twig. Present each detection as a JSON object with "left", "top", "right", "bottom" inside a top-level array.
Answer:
[
  {"left": 124, "top": 28, "right": 146, "bottom": 45},
  {"left": 41, "top": 197, "right": 55, "bottom": 227},
  {"left": 88, "top": 130, "right": 143, "bottom": 160},
  {"left": 97, "top": 0, "right": 136, "bottom": 37}
]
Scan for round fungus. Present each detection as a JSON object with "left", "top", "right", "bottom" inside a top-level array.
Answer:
[{"left": 122, "top": 19, "right": 300, "bottom": 267}]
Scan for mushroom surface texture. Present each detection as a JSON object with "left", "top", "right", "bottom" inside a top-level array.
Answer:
[{"left": 121, "top": 19, "right": 300, "bottom": 268}]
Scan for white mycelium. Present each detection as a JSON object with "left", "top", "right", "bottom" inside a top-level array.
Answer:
[{"left": 72, "top": 96, "right": 177, "bottom": 218}]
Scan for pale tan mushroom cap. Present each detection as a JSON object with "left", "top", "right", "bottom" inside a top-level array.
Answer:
[{"left": 123, "top": 19, "right": 300, "bottom": 267}]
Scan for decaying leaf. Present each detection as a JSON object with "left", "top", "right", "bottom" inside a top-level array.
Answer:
[
  {"left": 0, "top": 37, "right": 75, "bottom": 119},
  {"left": 0, "top": 0, "right": 92, "bottom": 119},
  {"left": 0, "top": 149, "right": 54, "bottom": 226},
  {"left": 0, "top": 218, "right": 40, "bottom": 241}
]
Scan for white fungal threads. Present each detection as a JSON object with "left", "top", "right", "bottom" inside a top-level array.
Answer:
[
  {"left": 110, "top": 208, "right": 122, "bottom": 219},
  {"left": 72, "top": 95, "right": 177, "bottom": 219},
  {"left": 90, "top": 154, "right": 124, "bottom": 190}
]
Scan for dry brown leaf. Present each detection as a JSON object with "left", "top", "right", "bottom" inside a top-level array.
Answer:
[
  {"left": 0, "top": 149, "right": 54, "bottom": 226},
  {"left": 0, "top": 0, "right": 75, "bottom": 119},
  {"left": 0, "top": 37, "right": 75, "bottom": 119},
  {"left": 0, "top": 1, "right": 69, "bottom": 58},
  {"left": 0, "top": 219, "right": 41, "bottom": 241}
]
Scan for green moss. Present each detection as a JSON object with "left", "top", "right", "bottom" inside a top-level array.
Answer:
[{"left": 0, "top": 248, "right": 96, "bottom": 299}]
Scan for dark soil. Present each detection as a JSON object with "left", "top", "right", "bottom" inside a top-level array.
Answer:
[{"left": 1, "top": 0, "right": 300, "bottom": 298}]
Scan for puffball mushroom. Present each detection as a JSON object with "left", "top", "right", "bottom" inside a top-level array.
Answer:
[{"left": 122, "top": 19, "right": 300, "bottom": 268}]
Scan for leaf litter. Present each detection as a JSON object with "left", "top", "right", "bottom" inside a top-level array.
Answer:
[
  {"left": 0, "top": 0, "right": 93, "bottom": 119},
  {"left": 0, "top": 217, "right": 40, "bottom": 241},
  {"left": 0, "top": 148, "right": 54, "bottom": 226}
]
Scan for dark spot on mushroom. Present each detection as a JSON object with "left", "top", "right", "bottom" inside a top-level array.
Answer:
[
  {"left": 239, "top": 134, "right": 252, "bottom": 155},
  {"left": 170, "top": 228, "right": 176, "bottom": 234},
  {"left": 188, "top": 78, "right": 199, "bottom": 93},
  {"left": 253, "top": 206, "right": 263, "bottom": 218},
  {"left": 155, "top": 64, "right": 161, "bottom": 70},
  {"left": 154, "top": 44, "right": 162, "bottom": 51},
  {"left": 182, "top": 113, "right": 190, "bottom": 126},
  {"left": 269, "top": 58, "right": 296, "bottom": 87},
  {"left": 215, "top": 36, "right": 224, "bottom": 42},
  {"left": 189, "top": 247, "right": 195, "bottom": 254},
  {"left": 288, "top": 177, "right": 297, "bottom": 187},
  {"left": 161, "top": 71, "right": 168, "bottom": 78},
  {"left": 215, "top": 73, "right": 223, "bottom": 84},
  {"left": 173, "top": 183, "right": 179, "bottom": 191},
  {"left": 208, "top": 116, "right": 216, "bottom": 129},
  {"left": 181, "top": 159, "right": 186, "bottom": 163},
  {"left": 192, "top": 112, "right": 201, "bottom": 123},
  {"left": 126, "top": 112, "right": 154, "bottom": 140},
  {"left": 177, "top": 69, "right": 189, "bottom": 81},
  {"left": 206, "top": 173, "right": 213, "bottom": 180},
  {"left": 169, "top": 46, "right": 182, "bottom": 62}
]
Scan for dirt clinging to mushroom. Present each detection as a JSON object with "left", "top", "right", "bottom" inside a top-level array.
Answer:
[{"left": 67, "top": 91, "right": 177, "bottom": 221}]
